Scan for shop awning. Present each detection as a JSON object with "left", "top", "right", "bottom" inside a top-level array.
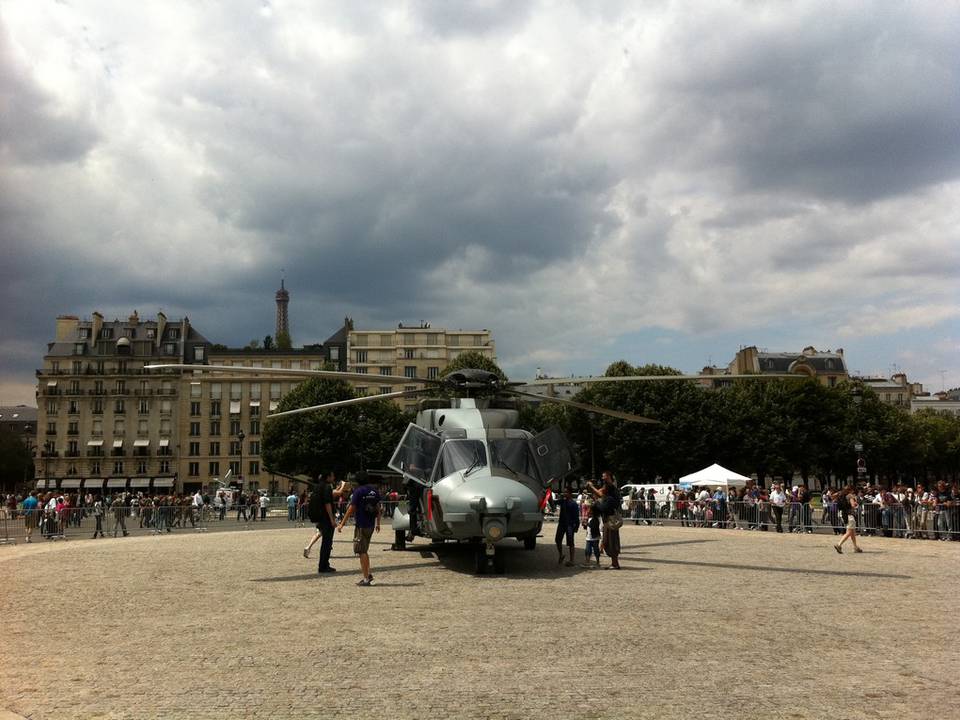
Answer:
[
  {"left": 106, "top": 478, "right": 127, "bottom": 488},
  {"left": 133, "top": 439, "right": 150, "bottom": 447},
  {"left": 87, "top": 439, "right": 104, "bottom": 447},
  {"left": 35, "top": 479, "right": 48, "bottom": 489},
  {"left": 47, "top": 380, "right": 58, "bottom": 387},
  {"left": 112, "top": 439, "right": 124, "bottom": 448},
  {"left": 230, "top": 401, "right": 241, "bottom": 414},
  {"left": 153, "top": 477, "right": 175, "bottom": 487},
  {"left": 130, "top": 478, "right": 151, "bottom": 488},
  {"left": 158, "top": 438, "right": 170, "bottom": 447},
  {"left": 269, "top": 401, "right": 278, "bottom": 411},
  {"left": 60, "top": 478, "right": 82, "bottom": 488},
  {"left": 83, "top": 478, "right": 104, "bottom": 487},
  {"left": 249, "top": 400, "right": 261, "bottom": 407}
]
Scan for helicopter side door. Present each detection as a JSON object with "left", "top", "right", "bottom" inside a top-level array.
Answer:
[
  {"left": 388, "top": 423, "right": 442, "bottom": 487},
  {"left": 530, "top": 426, "right": 576, "bottom": 486}
]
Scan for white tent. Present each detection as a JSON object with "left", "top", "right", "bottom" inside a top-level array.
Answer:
[{"left": 680, "top": 463, "right": 751, "bottom": 488}]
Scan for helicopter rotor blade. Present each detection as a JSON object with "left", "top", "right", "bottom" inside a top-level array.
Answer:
[
  {"left": 519, "top": 373, "right": 800, "bottom": 386},
  {"left": 144, "top": 363, "right": 443, "bottom": 386},
  {"left": 267, "top": 388, "right": 432, "bottom": 418},
  {"left": 507, "top": 389, "right": 661, "bottom": 424}
]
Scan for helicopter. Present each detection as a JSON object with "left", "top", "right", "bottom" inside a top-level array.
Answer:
[{"left": 146, "top": 363, "right": 793, "bottom": 573}]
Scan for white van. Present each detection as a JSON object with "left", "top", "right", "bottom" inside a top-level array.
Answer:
[{"left": 619, "top": 484, "right": 678, "bottom": 515}]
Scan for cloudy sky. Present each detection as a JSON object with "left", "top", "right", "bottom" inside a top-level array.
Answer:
[{"left": 2, "top": 0, "right": 958, "bottom": 404}]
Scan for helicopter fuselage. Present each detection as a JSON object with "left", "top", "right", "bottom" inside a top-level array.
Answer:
[{"left": 390, "top": 399, "right": 562, "bottom": 550}]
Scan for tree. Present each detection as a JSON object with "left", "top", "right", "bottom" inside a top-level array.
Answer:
[
  {"left": 245, "top": 339, "right": 260, "bottom": 350},
  {"left": 263, "top": 335, "right": 274, "bottom": 351},
  {"left": 275, "top": 330, "right": 292, "bottom": 351},
  {"left": 439, "top": 351, "right": 508, "bottom": 382},
  {"left": 261, "top": 377, "right": 408, "bottom": 479}
]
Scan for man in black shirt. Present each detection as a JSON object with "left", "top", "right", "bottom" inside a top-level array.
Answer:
[{"left": 313, "top": 472, "right": 347, "bottom": 573}]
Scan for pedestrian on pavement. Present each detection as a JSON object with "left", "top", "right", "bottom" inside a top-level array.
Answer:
[
  {"left": 770, "top": 483, "right": 787, "bottom": 533},
  {"left": 22, "top": 491, "right": 39, "bottom": 543},
  {"left": 111, "top": 493, "right": 128, "bottom": 537},
  {"left": 834, "top": 487, "right": 862, "bottom": 554},
  {"left": 583, "top": 501, "right": 602, "bottom": 567},
  {"left": 587, "top": 470, "right": 622, "bottom": 569},
  {"left": 286, "top": 490, "right": 298, "bottom": 522},
  {"left": 554, "top": 485, "right": 579, "bottom": 566},
  {"left": 92, "top": 495, "right": 105, "bottom": 538},
  {"left": 305, "top": 473, "right": 349, "bottom": 574},
  {"left": 337, "top": 472, "right": 381, "bottom": 586}
]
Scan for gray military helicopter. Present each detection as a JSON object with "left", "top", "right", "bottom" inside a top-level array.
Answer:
[{"left": 147, "top": 363, "right": 786, "bottom": 573}]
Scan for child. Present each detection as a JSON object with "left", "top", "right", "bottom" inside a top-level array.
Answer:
[{"left": 583, "top": 502, "right": 602, "bottom": 567}]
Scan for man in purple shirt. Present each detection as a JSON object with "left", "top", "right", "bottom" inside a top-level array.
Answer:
[{"left": 337, "top": 472, "right": 381, "bottom": 586}]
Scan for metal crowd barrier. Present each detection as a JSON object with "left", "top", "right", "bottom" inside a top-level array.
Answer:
[{"left": 541, "top": 499, "right": 960, "bottom": 540}]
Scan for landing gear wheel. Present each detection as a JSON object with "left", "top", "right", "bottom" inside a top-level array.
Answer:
[
  {"left": 522, "top": 535, "right": 536, "bottom": 550},
  {"left": 392, "top": 529, "right": 406, "bottom": 551}
]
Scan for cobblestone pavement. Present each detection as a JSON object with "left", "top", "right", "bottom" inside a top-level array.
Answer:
[{"left": 1, "top": 525, "right": 955, "bottom": 719}]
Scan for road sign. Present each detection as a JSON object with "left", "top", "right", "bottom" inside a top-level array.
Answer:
[{"left": 853, "top": 442, "right": 863, "bottom": 453}]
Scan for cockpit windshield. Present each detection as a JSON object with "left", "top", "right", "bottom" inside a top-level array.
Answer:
[
  {"left": 490, "top": 438, "right": 539, "bottom": 480},
  {"left": 435, "top": 440, "right": 487, "bottom": 479}
]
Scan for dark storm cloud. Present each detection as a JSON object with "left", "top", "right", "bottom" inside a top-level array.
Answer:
[
  {"left": 646, "top": 4, "right": 960, "bottom": 203},
  {"left": 0, "top": 25, "right": 100, "bottom": 165}
]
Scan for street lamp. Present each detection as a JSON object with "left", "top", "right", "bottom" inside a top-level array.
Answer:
[
  {"left": 237, "top": 429, "right": 245, "bottom": 490},
  {"left": 851, "top": 385, "right": 864, "bottom": 482}
]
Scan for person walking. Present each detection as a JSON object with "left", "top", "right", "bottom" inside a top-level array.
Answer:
[
  {"left": 834, "top": 487, "right": 862, "bottom": 554},
  {"left": 111, "top": 494, "right": 128, "bottom": 537},
  {"left": 22, "top": 491, "right": 39, "bottom": 543},
  {"left": 92, "top": 495, "right": 105, "bottom": 538},
  {"left": 286, "top": 489, "right": 298, "bottom": 522},
  {"left": 305, "top": 473, "right": 348, "bottom": 574},
  {"left": 554, "top": 485, "right": 579, "bottom": 566},
  {"left": 236, "top": 491, "right": 247, "bottom": 522},
  {"left": 588, "top": 471, "right": 622, "bottom": 569},
  {"left": 337, "top": 472, "right": 381, "bottom": 586}
]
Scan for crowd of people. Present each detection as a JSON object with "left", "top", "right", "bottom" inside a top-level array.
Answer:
[{"left": 603, "top": 480, "right": 959, "bottom": 540}]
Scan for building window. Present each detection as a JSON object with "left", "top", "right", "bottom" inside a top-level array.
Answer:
[
  {"left": 210, "top": 383, "right": 222, "bottom": 400},
  {"left": 250, "top": 404, "right": 260, "bottom": 417},
  {"left": 69, "top": 400, "right": 79, "bottom": 414},
  {"left": 93, "top": 399, "right": 103, "bottom": 415},
  {"left": 139, "top": 399, "right": 149, "bottom": 414},
  {"left": 70, "top": 378, "right": 80, "bottom": 392},
  {"left": 355, "top": 367, "right": 368, "bottom": 374},
  {"left": 355, "top": 350, "right": 368, "bottom": 363},
  {"left": 230, "top": 441, "right": 241, "bottom": 456},
  {"left": 210, "top": 420, "right": 221, "bottom": 435},
  {"left": 250, "top": 383, "right": 261, "bottom": 400},
  {"left": 210, "top": 400, "right": 221, "bottom": 417},
  {"left": 160, "top": 419, "right": 171, "bottom": 434},
  {"left": 828, "top": 376, "right": 837, "bottom": 388},
  {"left": 116, "top": 379, "right": 126, "bottom": 393},
  {"left": 160, "top": 399, "right": 172, "bottom": 414},
  {"left": 354, "top": 334, "right": 367, "bottom": 345},
  {"left": 91, "top": 461, "right": 101, "bottom": 475},
  {"left": 114, "top": 419, "right": 125, "bottom": 435},
  {"left": 68, "top": 420, "right": 79, "bottom": 435},
  {"left": 404, "top": 348, "right": 415, "bottom": 360},
  {"left": 189, "top": 422, "right": 201, "bottom": 437},
  {"left": 99, "top": 328, "right": 113, "bottom": 339},
  {"left": 46, "top": 400, "right": 58, "bottom": 414},
  {"left": 230, "top": 383, "right": 241, "bottom": 400},
  {"left": 191, "top": 401, "right": 201, "bottom": 416},
  {"left": 209, "top": 441, "right": 220, "bottom": 456},
  {"left": 46, "top": 421, "right": 57, "bottom": 435},
  {"left": 138, "top": 419, "right": 148, "bottom": 435},
  {"left": 146, "top": 328, "right": 155, "bottom": 339},
  {"left": 448, "top": 335, "right": 459, "bottom": 347},
  {"left": 113, "top": 460, "right": 123, "bottom": 474},
  {"left": 249, "top": 461, "right": 260, "bottom": 476},
  {"left": 167, "top": 328, "right": 180, "bottom": 340},
  {"left": 189, "top": 462, "right": 199, "bottom": 477},
  {"left": 379, "top": 386, "right": 393, "bottom": 395},
  {"left": 270, "top": 383, "right": 281, "bottom": 400},
  {"left": 114, "top": 399, "right": 125, "bottom": 414},
  {"left": 189, "top": 442, "right": 200, "bottom": 456},
  {"left": 229, "top": 461, "right": 241, "bottom": 476},
  {"left": 137, "top": 460, "right": 148, "bottom": 475},
  {"left": 92, "top": 419, "right": 103, "bottom": 436},
  {"left": 249, "top": 440, "right": 260, "bottom": 455},
  {"left": 329, "top": 347, "right": 340, "bottom": 361},
  {"left": 379, "top": 366, "right": 393, "bottom": 376},
  {"left": 209, "top": 461, "right": 219, "bottom": 476},
  {"left": 94, "top": 380, "right": 104, "bottom": 394},
  {"left": 428, "top": 367, "right": 439, "bottom": 379},
  {"left": 193, "top": 346, "right": 205, "bottom": 362},
  {"left": 356, "top": 387, "right": 368, "bottom": 397},
  {"left": 159, "top": 460, "right": 170, "bottom": 474},
  {"left": 250, "top": 420, "right": 260, "bottom": 435},
  {"left": 404, "top": 366, "right": 417, "bottom": 378},
  {"left": 229, "top": 419, "right": 241, "bottom": 435},
  {"left": 190, "top": 383, "right": 201, "bottom": 399}
]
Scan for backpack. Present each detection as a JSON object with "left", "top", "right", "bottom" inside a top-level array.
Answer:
[{"left": 307, "top": 490, "right": 324, "bottom": 524}]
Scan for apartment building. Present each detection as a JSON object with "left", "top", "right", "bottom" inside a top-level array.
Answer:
[
  {"left": 345, "top": 322, "right": 496, "bottom": 413},
  {"left": 35, "top": 311, "right": 209, "bottom": 496}
]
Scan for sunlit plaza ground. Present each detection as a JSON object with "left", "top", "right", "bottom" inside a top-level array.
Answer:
[{"left": 1, "top": 523, "right": 956, "bottom": 719}]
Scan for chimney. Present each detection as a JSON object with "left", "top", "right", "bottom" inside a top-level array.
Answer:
[
  {"left": 157, "top": 311, "right": 167, "bottom": 345},
  {"left": 55, "top": 315, "right": 80, "bottom": 341},
  {"left": 129, "top": 310, "right": 139, "bottom": 325},
  {"left": 91, "top": 312, "right": 103, "bottom": 343}
]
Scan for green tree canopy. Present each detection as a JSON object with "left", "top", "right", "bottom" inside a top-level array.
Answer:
[
  {"left": 275, "top": 330, "right": 292, "bottom": 351},
  {"left": 439, "top": 351, "right": 508, "bottom": 382},
  {"left": 261, "top": 377, "right": 409, "bottom": 479}
]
